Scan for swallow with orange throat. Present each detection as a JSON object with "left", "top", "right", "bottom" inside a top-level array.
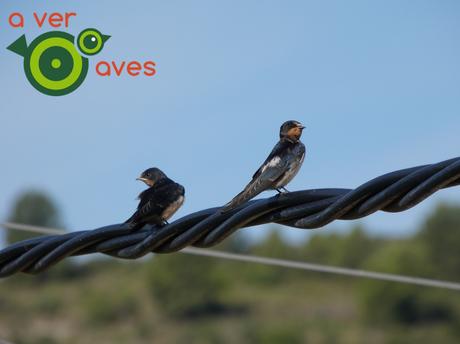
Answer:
[{"left": 222, "top": 120, "right": 306, "bottom": 212}]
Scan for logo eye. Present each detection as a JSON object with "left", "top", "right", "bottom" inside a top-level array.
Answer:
[{"left": 77, "top": 28, "right": 109, "bottom": 56}]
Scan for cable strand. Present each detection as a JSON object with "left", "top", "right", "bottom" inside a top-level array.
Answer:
[{"left": 0, "top": 156, "right": 459, "bottom": 277}]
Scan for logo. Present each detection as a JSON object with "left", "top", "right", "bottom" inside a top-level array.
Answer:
[
  {"left": 6, "top": 11, "right": 157, "bottom": 96},
  {"left": 7, "top": 28, "right": 110, "bottom": 96}
]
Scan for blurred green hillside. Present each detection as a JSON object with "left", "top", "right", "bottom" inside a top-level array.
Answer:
[{"left": 1, "top": 194, "right": 460, "bottom": 343}]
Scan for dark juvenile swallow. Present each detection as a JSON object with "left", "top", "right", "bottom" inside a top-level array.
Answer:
[
  {"left": 222, "top": 120, "right": 306, "bottom": 212},
  {"left": 125, "top": 168, "right": 185, "bottom": 230}
]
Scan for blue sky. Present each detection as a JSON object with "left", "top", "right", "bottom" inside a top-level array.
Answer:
[{"left": 0, "top": 1, "right": 459, "bottom": 244}]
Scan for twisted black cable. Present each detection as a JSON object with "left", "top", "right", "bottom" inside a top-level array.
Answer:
[{"left": 1, "top": 157, "right": 460, "bottom": 277}]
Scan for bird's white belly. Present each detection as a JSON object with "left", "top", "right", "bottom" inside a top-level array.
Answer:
[
  {"left": 162, "top": 195, "right": 185, "bottom": 220},
  {"left": 273, "top": 152, "right": 305, "bottom": 188}
]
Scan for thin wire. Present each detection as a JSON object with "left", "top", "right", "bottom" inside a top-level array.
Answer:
[
  {"left": 182, "top": 248, "right": 460, "bottom": 290},
  {"left": 1, "top": 222, "right": 63, "bottom": 235},
  {"left": 2, "top": 222, "right": 460, "bottom": 291}
]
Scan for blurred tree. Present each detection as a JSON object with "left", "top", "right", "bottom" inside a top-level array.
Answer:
[
  {"left": 145, "top": 253, "right": 228, "bottom": 318},
  {"left": 5, "top": 190, "right": 62, "bottom": 244},
  {"left": 359, "top": 241, "right": 454, "bottom": 324},
  {"left": 252, "top": 229, "right": 296, "bottom": 259},
  {"left": 302, "top": 225, "right": 382, "bottom": 268},
  {"left": 248, "top": 229, "right": 297, "bottom": 284},
  {"left": 82, "top": 288, "right": 139, "bottom": 326},
  {"left": 215, "top": 231, "right": 251, "bottom": 254},
  {"left": 302, "top": 232, "right": 342, "bottom": 265},
  {"left": 417, "top": 203, "right": 460, "bottom": 279},
  {"left": 333, "top": 225, "right": 382, "bottom": 268}
]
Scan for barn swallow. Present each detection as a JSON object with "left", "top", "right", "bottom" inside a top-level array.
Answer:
[
  {"left": 222, "top": 120, "right": 306, "bottom": 212},
  {"left": 125, "top": 168, "right": 185, "bottom": 230}
]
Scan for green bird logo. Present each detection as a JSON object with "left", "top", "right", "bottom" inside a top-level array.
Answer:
[{"left": 7, "top": 28, "right": 110, "bottom": 96}]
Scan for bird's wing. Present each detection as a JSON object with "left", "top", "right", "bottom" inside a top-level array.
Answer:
[
  {"left": 126, "top": 190, "right": 164, "bottom": 226},
  {"left": 222, "top": 153, "right": 288, "bottom": 212},
  {"left": 252, "top": 141, "right": 286, "bottom": 180},
  {"left": 126, "top": 183, "right": 180, "bottom": 226}
]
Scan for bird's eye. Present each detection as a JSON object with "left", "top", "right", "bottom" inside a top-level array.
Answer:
[{"left": 77, "top": 29, "right": 107, "bottom": 56}]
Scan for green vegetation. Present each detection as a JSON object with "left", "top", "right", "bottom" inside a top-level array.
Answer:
[
  {"left": 5, "top": 190, "right": 63, "bottom": 243},
  {"left": 1, "top": 203, "right": 460, "bottom": 343},
  {"left": 147, "top": 253, "right": 227, "bottom": 318}
]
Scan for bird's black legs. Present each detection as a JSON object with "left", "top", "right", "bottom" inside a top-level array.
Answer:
[{"left": 276, "top": 187, "right": 290, "bottom": 194}]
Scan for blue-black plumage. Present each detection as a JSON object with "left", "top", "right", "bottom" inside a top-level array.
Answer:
[
  {"left": 222, "top": 120, "right": 306, "bottom": 212},
  {"left": 126, "top": 168, "right": 185, "bottom": 230}
]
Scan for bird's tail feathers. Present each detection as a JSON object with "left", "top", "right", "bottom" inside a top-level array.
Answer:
[
  {"left": 125, "top": 214, "right": 144, "bottom": 231},
  {"left": 221, "top": 180, "right": 265, "bottom": 213}
]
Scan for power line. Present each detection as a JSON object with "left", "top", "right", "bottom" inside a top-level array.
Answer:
[
  {"left": 182, "top": 248, "right": 460, "bottom": 291},
  {"left": 3, "top": 221, "right": 460, "bottom": 291},
  {"left": 0, "top": 157, "right": 459, "bottom": 277}
]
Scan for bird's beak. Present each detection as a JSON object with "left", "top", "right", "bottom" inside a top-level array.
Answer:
[
  {"left": 298, "top": 125, "right": 306, "bottom": 130},
  {"left": 136, "top": 177, "right": 149, "bottom": 183},
  {"left": 102, "top": 34, "right": 111, "bottom": 43}
]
